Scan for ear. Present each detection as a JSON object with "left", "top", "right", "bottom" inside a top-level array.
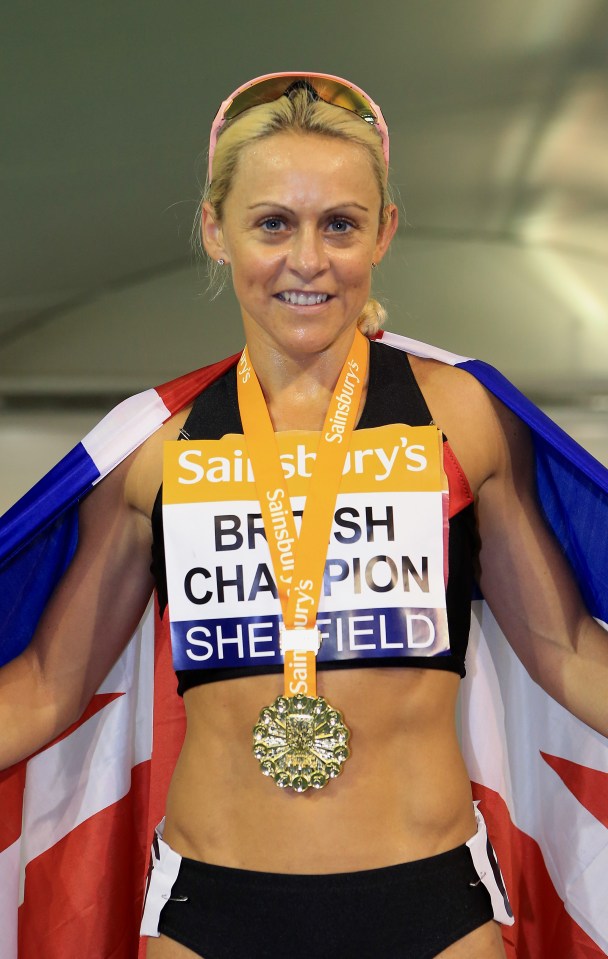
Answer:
[
  {"left": 373, "top": 204, "right": 398, "bottom": 265},
  {"left": 201, "top": 201, "right": 229, "bottom": 263}
]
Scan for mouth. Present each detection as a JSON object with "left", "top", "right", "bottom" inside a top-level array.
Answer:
[{"left": 275, "top": 291, "right": 331, "bottom": 306}]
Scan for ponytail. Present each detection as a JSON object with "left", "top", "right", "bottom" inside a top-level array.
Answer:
[{"left": 357, "top": 298, "right": 387, "bottom": 336}]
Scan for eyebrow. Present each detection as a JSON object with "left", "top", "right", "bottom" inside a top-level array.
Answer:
[{"left": 247, "top": 202, "right": 370, "bottom": 213}]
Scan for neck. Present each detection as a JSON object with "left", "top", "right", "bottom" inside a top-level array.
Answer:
[{"left": 245, "top": 332, "right": 367, "bottom": 433}]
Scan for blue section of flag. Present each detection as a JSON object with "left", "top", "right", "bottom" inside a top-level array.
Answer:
[
  {"left": 459, "top": 360, "right": 608, "bottom": 621},
  {"left": 0, "top": 508, "right": 79, "bottom": 665},
  {"left": 0, "top": 442, "right": 99, "bottom": 666},
  {"left": 1, "top": 443, "right": 99, "bottom": 564}
]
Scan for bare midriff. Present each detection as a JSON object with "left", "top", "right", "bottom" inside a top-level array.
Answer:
[{"left": 162, "top": 666, "right": 476, "bottom": 874}]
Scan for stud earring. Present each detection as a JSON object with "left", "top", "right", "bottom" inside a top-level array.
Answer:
[
  {"left": 371, "top": 262, "right": 377, "bottom": 270},
  {"left": 217, "top": 258, "right": 225, "bottom": 266}
]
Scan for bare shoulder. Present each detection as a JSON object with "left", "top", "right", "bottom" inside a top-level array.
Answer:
[
  {"left": 408, "top": 354, "right": 528, "bottom": 495},
  {"left": 408, "top": 353, "right": 480, "bottom": 398}
]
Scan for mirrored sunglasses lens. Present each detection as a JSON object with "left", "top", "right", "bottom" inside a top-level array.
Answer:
[
  {"left": 224, "top": 76, "right": 377, "bottom": 124},
  {"left": 309, "top": 80, "right": 376, "bottom": 121},
  {"left": 223, "top": 78, "right": 294, "bottom": 120}
]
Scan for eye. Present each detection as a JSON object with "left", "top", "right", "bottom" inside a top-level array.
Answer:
[
  {"left": 260, "top": 217, "right": 286, "bottom": 233},
  {"left": 327, "top": 217, "right": 354, "bottom": 234}
]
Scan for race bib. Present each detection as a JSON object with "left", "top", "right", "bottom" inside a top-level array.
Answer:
[{"left": 163, "top": 424, "right": 449, "bottom": 670}]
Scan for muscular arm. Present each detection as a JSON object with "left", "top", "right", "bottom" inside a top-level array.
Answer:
[
  {"left": 475, "top": 394, "right": 608, "bottom": 736},
  {"left": 0, "top": 453, "right": 155, "bottom": 769}
]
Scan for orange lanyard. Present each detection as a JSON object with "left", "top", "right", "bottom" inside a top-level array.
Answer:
[{"left": 237, "top": 331, "right": 368, "bottom": 698}]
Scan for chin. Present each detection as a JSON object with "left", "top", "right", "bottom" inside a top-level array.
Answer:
[
  {"left": 243, "top": 304, "right": 361, "bottom": 358},
  {"left": 287, "top": 314, "right": 358, "bottom": 344}
]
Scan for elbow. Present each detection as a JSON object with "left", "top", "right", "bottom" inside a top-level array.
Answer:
[
  {"left": 52, "top": 687, "right": 97, "bottom": 740},
  {"left": 30, "top": 667, "right": 91, "bottom": 755}
]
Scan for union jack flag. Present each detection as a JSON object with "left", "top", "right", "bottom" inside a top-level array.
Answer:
[{"left": 1, "top": 334, "right": 606, "bottom": 958}]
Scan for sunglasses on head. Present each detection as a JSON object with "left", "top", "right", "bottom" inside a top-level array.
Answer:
[{"left": 208, "top": 72, "right": 389, "bottom": 180}]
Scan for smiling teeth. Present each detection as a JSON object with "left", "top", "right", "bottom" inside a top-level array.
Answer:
[{"left": 279, "top": 292, "right": 328, "bottom": 305}]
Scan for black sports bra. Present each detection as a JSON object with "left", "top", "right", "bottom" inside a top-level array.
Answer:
[{"left": 151, "top": 341, "right": 476, "bottom": 694}]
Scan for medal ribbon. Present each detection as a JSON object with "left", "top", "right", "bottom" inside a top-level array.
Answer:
[{"left": 237, "top": 330, "right": 368, "bottom": 698}]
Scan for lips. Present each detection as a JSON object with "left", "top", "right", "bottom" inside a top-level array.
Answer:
[{"left": 276, "top": 291, "right": 330, "bottom": 306}]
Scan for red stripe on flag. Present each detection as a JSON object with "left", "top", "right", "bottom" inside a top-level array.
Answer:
[
  {"left": 0, "top": 763, "right": 26, "bottom": 852},
  {"left": 18, "top": 759, "right": 151, "bottom": 959},
  {"left": 147, "top": 602, "right": 186, "bottom": 832},
  {"left": 540, "top": 751, "right": 608, "bottom": 828},
  {"left": 155, "top": 354, "right": 240, "bottom": 413},
  {"left": 472, "top": 782, "right": 604, "bottom": 958}
]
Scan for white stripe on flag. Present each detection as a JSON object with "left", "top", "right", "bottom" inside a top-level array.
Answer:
[
  {"left": 82, "top": 388, "right": 171, "bottom": 478},
  {"left": 378, "top": 330, "right": 472, "bottom": 366},
  {"left": 0, "top": 838, "right": 21, "bottom": 959}
]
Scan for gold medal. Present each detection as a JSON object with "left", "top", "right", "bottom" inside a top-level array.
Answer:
[{"left": 253, "top": 695, "right": 350, "bottom": 792}]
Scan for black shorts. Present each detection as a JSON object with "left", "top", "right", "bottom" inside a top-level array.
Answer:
[{"left": 156, "top": 843, "right": 495, "bottom": 959}]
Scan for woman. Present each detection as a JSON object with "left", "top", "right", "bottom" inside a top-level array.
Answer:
[{"left": 1, "top": 73, "right": 606, "bottom": 959}]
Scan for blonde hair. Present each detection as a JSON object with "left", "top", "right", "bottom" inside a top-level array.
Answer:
[{"left": 196, "top": 87, "right": 392, "bottom": 334}]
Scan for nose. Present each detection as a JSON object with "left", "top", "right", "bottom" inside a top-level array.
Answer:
[{"left": 286, "top": 225, "right": 328, "bottom": 280}]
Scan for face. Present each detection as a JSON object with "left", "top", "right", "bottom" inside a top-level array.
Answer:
[{"left": 202, "top": 132, "right": 397, "bottom": 361}]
